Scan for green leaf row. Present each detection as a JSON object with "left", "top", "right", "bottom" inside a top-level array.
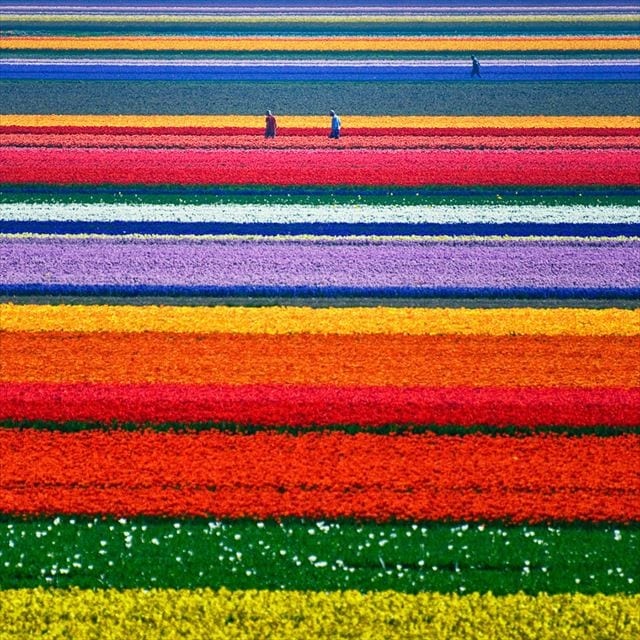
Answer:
[
  {"left": 1, "top": 517, "right": 637, "bottom": 594},
  {"left": 2, "top": 419, "right": 639, "bottom": 437},
  {"left": 1, "top": 185, "right": 638, "bottom": 207}
]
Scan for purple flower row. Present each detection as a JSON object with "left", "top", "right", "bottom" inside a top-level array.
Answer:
[{"left": 2, "top": 237, "right": 639, "bottom": 289}]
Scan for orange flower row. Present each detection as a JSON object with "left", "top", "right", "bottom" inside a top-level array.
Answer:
[
  {"left": 1, "top": 431, "right": 638, "bottom": 522},
  {"left": 2, "top": 332, "right": 638, "bottom": 387}
]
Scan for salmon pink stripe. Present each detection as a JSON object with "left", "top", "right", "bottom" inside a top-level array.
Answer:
[
  {"left": 1, "top": 147, "right": 638, "bottom": 186},
  {"left": 1, "top": 430, "right": 638, "bottom": 522},
  {"left": 1, "top": 127, "right": 638, "bottom": 137},
  {"left": 1, "top": 383, "right": 639, "bottom": 427},
  {"left": 3, "top": 134, "right": 637, "bottom": 150}
]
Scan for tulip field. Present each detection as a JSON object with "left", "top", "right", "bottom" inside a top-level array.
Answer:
[{"left": 1, "top": 1, "right": 639, "bottom": 638}]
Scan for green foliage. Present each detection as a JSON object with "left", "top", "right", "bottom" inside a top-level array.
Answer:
[{"left": 1, "top": 517, "right": 637, "bottom": 594}]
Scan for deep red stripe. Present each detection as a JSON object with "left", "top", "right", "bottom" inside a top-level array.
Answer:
[
  {"left": 1, "top": 383, "right": 638, "bottom": 427},
  {"left": 1, "top": 147, "right": 637, "bottom": 185}
]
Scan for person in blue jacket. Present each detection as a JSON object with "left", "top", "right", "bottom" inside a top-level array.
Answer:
[
  {"left": 471, "top": 55, "right": 481, "bottom": 78},
  {"left": 329, "top": 110, "right": 341, "bottom": 139}
]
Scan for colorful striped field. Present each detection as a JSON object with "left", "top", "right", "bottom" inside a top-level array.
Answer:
[{"left": 1, "top": 1, "right": 639, "bottom": 638}]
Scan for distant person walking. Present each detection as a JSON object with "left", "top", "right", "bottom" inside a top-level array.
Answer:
[
  {"left": 329, "top": 110, "right": 341, "bottom": 139},
  {"left": 471, "top": 55, "right": 481, "bottom": 78},
  {"left": 265, "top": 110, "right": 277, "bottom": 138}
]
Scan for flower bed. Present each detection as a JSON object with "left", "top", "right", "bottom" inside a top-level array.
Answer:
[
  {"left": 3, "top": 147, "right": 639, "bottom": 186},
  {"left": 1, "top": 2, "right": 639, "bottom": 637}
]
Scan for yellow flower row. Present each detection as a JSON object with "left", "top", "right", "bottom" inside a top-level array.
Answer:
[
  {"left": 3, "top": 114, "right": 638, "bottom": 129},
  {"left": 4, "top": 14, "right": 638, "bottom": 23},
  {"left": 1, "top": 589, "right": 638, "bottom": 640},
  {"left": 2, "top": 36, "right": 637, "bottom": 51},
  {"left": 3, "top": 303, "right": 639, "bottom": 336}
]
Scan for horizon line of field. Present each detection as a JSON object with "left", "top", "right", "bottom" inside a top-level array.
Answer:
[{"left": 5, "top": 11, "right": 640, "bottom": 20}]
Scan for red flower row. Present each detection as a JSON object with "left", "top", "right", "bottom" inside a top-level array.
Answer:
[
  {"left": 1, "top": 126, "right": 637, "bottom": 137},
  {"left": 0, "top": 125, "right": 640, "bottom": 139},
  {"left": 2, "top": 383, "right": 639, "bottom": 427},
  {"left": 2, "top": 134, "right": 637, "bottom": 150},
  {"left": 1, "top": 430, "right": 638, "bottom": 522},
  {"left": 2, "top": 147, "right": 638, "bottom": 185}
]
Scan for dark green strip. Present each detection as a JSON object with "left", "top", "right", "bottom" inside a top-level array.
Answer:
[
  {"left": 2, "top": 185, "right": 638, "bottom": 207},
  {"left": 2, "top": 419, "right": 639, "bottom": 437},
  {"left": 0, "top": 516, "right": 637, "bottom": 594},
  {"left": 2, "top": 81, "right": 637, "bottom": 115},
  {"left": 4, "top": 50, "right": 636, "bottom": 61}
]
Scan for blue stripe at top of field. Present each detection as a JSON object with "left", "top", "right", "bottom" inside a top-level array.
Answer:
[
  {"left": 3, "top": 61, "right": 638, "bottom": 82},
  {"left": 2, "top": 220, "right": 639, "bottom": 238}
]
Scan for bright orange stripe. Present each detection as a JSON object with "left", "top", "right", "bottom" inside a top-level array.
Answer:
[
  {"left": 1, "top": 36, "right": 637, "bottom": 51},
  {"left": 1, "top": 333, "right": 637, "bottom": 387},
  {"left": 1, "top": 430, "right": 638, "bottom": 521},
  {"left": 2, "top": 115, "right": 637, "bottom": 129}
]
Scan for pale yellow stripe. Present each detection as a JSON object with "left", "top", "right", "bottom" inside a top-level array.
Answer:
[
  {"left": 3, "top": 304, "right": 638, "bottom": 336},
  {"left": 3, "top": 114, "right": 638, "bottom": 129},
  {"left": 4, "top": 14, "right": 639, "bottom": 23},
  {"left": 1, "top": 36, "right": 638, "bottom": 51},
  {"left": 0, "top": 589, "right": 638, "bottom": 640}
]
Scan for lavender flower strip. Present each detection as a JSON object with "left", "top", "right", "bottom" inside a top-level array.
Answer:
[{"left": 2, "top": 237, "right": 639, "bottom": 289}]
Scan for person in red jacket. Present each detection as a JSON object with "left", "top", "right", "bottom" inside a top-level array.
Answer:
[{"left": 265, "top": 110, "right": 277, "bottom": 138}]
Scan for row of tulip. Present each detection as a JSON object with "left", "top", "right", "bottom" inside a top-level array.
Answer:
[
  {"left": 3, "top": 147, "right": 638, "bottom": 186},
  {"left": 3, "top": 35, "right": 638, "bottom": 51},
  {"left": 5, "top": 134, "right": 639, "bottom": 149},
  {"left": 4, "top": 304, "right": 637, "bottom": 336},
  {"left": 3, "top": 383, "right": 639, "bottom": 428},
  {"left": 2, "top": 430, "right": 638, "bottom": 521},
  {"left": 3, "top": 332, "right": 638, "bottom": 386},
  {"left": 2, "top": 589, "right": 638, "bottom": 640},
  {"left": 4, "top": 114, "right": 636, "bottom": 129}
]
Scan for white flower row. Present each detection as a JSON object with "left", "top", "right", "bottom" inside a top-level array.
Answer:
[{"left": 1, "top": 202, "right": 638, "bottom": 225}]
